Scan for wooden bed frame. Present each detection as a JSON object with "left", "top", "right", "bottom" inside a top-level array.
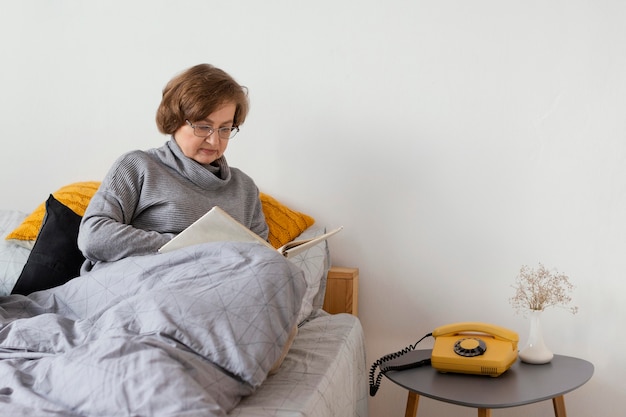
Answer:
[{"left": 323, "top": 266, "right": 359, "bottom": 316}]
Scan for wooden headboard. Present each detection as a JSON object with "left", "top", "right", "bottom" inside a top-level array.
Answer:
[{"left": 322, "top": 266, "right": 359, "bottom": 316}]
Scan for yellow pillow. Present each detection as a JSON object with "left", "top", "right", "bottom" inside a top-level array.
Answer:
[
  {"left": 260, "top": 193, "right": 315, "bottom": 248},
  {"left": 6, "top": 182, "right": 313, "bottom": 250},
  {"left": 5, "top": 181, "right": 101, "bottom": 246}
]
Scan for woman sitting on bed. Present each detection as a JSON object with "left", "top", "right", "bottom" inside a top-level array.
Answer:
[{"left": 78, "top": 64, "right": 268, "bottom": 272}]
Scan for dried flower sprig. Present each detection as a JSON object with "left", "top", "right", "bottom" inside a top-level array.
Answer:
[{"left": 510, "top": 263, "right": 578, "bottom": 315}]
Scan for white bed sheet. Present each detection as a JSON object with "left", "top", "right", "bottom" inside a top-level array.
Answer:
[{"left": 230, "top": 311, "right": 368, "bottom": 417}]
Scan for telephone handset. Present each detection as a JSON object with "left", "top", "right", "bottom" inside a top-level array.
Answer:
[
  {"left": 432, "top": 322, "right": 518, "bottom": 344},
  {"left": 369, "top": 322, "right": 519, "bottom": 397}
]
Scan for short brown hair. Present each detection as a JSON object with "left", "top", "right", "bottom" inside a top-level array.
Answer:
[{"left": 155, "top": 64, "right": 249, "bottom": 135}]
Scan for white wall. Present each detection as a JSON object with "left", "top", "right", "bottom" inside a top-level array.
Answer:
[{"left": 2, "top": 1, "right": 624, "bottom": 416}]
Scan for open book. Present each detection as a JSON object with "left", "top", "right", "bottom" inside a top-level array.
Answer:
[{"left": 158, "top": 206, "right": 343, "bottom": 259}]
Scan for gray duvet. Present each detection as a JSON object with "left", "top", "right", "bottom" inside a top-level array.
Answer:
[{"left": 0, "top": 242, "right": 306, "bottom": 416}]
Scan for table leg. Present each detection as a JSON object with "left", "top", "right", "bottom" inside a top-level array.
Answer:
[
  {"left": 405, "top": 391, "right": 419, "bottom": 417},
  {"left": 477, "top": 408, "right": 492, "bottom": 417},
  {"left": 552, "top": 395, "right": 567, "bottom": 417}
]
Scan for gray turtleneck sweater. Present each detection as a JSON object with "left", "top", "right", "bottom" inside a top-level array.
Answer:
[{"left": 77, "top": 138, "right": 268, "bottom": 271}]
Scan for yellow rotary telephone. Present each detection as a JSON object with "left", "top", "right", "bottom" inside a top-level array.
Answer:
[
  {"left": 369, "top": 321, "right": 519, "bottom": 396},
  {"left": 431, "top": 322, "right": 519, "bottom": 377}
]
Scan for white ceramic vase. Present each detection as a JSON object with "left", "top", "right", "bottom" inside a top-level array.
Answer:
[{"left": 518, "top": 310, "right": 554, "bottom": 364}]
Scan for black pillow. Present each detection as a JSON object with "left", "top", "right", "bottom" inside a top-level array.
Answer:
[{"left": 11, "top": 195, "right": 85, "bottom": 295}]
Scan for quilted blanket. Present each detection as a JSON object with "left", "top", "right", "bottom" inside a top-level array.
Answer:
[{"left": 0, "top": 242, "right": 306, "bottom": 416}]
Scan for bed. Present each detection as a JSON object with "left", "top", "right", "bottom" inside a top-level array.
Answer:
[{"left": 0, "top": 183, "right": 368, "bottom": 417}]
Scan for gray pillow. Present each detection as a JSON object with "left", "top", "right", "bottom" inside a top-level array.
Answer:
[
  {"left": 288, "top": 224, "right": 330, "bottom": 324},
  {"left": 0, "top": 210, "right": 31, "bottom": 295}
]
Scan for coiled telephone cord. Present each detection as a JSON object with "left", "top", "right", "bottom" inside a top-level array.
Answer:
[{"left": 369, "top": 332, "right": 432, "bottom": 397}]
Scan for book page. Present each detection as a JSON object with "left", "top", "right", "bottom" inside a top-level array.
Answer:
[
  {"left": 277, "top": 226, "right": 343, "bottom": 258},
  {"left": 280, "top": 226, "right": 343, "bottom": 258}
]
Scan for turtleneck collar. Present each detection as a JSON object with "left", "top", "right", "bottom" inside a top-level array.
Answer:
[{"left": 149, "top": 138, "right": 232, "bottom": 190}]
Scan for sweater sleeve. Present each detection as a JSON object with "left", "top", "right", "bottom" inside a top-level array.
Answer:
[
  {"left": 249, "top": 187, "right": 269, "bottom": 241},
  {"left": 77, "top": 152, "right": 172, "bottom": 265}
]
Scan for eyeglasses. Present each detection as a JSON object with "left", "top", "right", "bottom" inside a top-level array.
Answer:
[{"left": 186, "top": 120, "right": 240, "bottom": 140}]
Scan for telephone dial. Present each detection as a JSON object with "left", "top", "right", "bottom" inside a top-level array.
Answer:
[{"left": 369, "top": 322, "right": 519, "bottom": 396}]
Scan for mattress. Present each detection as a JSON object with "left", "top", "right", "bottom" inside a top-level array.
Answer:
[{"left": 231, "top": 311, "right": 368, "bottom": 417}]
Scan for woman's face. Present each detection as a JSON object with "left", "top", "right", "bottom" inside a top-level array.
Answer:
[{"left": 174, "top": 102, "right": 236, "bottom": 165}]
